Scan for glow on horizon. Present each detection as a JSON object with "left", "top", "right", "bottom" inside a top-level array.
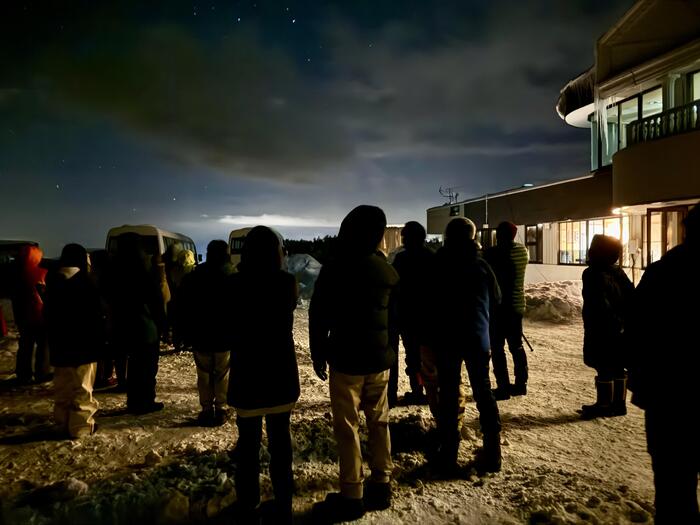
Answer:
[{"left": 218, "top": 214, "right": 339, "bottom": 228}]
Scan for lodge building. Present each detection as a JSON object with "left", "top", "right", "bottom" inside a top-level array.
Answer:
[{"left": 426, "top": 0, "right": 700, "bottom": 284}]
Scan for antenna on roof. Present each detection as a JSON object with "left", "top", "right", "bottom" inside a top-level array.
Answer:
[{"left": 439, "top": 186, "right": 459, "bottom": 205}]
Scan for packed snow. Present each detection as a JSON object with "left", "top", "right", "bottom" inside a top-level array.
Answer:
[
  {"left": 524, "top": 281, "right": 583, "bottom": 323},
  {"left": 0, "top": 283, "right": 661, "bottom": 524}
]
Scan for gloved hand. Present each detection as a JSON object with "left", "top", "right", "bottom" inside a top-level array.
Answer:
[{"left": 313, "top": 362, "right": 328, "bottom": 381}]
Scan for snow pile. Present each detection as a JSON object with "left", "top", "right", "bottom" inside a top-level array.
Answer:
[
  {"left": 525, "top": 280, "right": 583, "bottom": 323},
  {"left": 286, "top": 254, "right": 322, "bottom": 299}
]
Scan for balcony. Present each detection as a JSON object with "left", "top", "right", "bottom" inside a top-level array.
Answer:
[
  {"left": 613, "top": 110, "right": 700, "bottom": 207},
  {"left": 627, "top": 100, "right": 700, "bottom": 147}
]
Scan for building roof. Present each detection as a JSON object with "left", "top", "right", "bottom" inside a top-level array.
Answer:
[{"left": 557, "top": 0, "right": 700, "bottom": 123}]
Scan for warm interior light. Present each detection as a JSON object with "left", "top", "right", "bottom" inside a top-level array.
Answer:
[{"left": 612, "top": 207, "right": 622, "bottom": 215}]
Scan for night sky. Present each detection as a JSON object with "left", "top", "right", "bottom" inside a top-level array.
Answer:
[{"left": 1, "top": 1, "right": 632, "bottom": 257}]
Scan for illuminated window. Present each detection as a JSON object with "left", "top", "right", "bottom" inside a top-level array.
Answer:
[
  {"left": 692, "top": 71, "right": 700, "bottom": 101},
  {"left": 642, "top": 88, "right": 662, "bottom": 118},
  {"left": 525, "top": 225, "right": 543, "bottom": 263},
  {"left": 558, "top": 221, "right": 587, "bottom": 264},
  {"left": 649, "top": 212, "right": 663, "bottom": 264},
  {"left": 619, "top": 98, "right": 639, "bottom": 149},
  {"left": 559, "top": 217, "right": 630, "bottom": 266}
]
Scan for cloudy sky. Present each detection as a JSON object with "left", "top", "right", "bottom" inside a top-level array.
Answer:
[{"left": 1, "top": 0, "right": 631, "bottom": 256}]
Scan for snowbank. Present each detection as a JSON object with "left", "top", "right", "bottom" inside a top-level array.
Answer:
[{"left": 525, "top": 280, "right": 582, "bottom": 323}]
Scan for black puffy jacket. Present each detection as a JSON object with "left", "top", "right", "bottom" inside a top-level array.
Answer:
[
  {"left": 44, "top": 267, "right": 105, "bottom": 367},
  {"left": 227, "top": 270, "right": 299, "bottom": 411},
  {"left": 310, "top": 253, "right": 399, "bottom": 375}
]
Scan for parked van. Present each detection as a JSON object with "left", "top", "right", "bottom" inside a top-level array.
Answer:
[
  {"left": 106, "top": 225, "right": 198, "bottom": 260},
  {"left": 229, "top": 227, "right": 286, "bottom": 269}
]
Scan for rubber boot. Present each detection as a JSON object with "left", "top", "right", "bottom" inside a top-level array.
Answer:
[
  {"left": 611, "top": 375, "right": 627, "bottom": 416},
  {"left": 580, "top": 377, "right": 614, "bottom": 419}
]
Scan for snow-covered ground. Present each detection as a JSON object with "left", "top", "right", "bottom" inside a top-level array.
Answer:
[{"left": 0, "top": 287, "right": 660, "bottom": 524}]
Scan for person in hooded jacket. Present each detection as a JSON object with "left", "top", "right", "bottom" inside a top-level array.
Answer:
[
  {"left": 107, "top": 234, "right": 166, "bottom": 414},
  {"left": 43, "top": 244, "right": 103, "bottom": 438},
  {"left": 627, "top": 206, "right": 700, "bottom": 524},
  {"left": 12, "top": 244, "right": 51, "bottom": 384},
  {"left": 178, "top": 240, "right": 234, "bottom": 427},
  {"left": 310, "top": 205, "right": 399, "bottom": 522},
  {"left": 425, "top": 218, "right": 502, "bottom": 475},
  {"left": 580, "top": 234, "right": 634, "bottom": 419},
  {"left": 227, "top": 226, "right": 299, "bottom": 524}
]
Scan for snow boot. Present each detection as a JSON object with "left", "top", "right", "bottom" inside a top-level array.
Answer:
[
  {"left": 492, "top": 385, "right": 511, "bottom": 401},
  {"left": 474, "top": 434, "right": 502, "bottom": 474},
  {"left": 611, "top": 376, "right": 628, "bottom": 416},
  {"left": 197, "top": 408, "right": 216, "bottom": 426},
  {"left": 580, "top": 377, "right": 614, "bottom": 419},
  {"left": 363, "top": 481, "right": 392, "bottom": 511},
  {"left": 509, "top": 383, "right": 527, "bottom": 397},
  {"left": 512, "top": 346, "right": 529, "bottom": 393},
  {"left": 312, "top": 493, "right": 365, "bottom": 523}
]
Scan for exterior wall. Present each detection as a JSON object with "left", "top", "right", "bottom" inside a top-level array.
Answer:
[
  {"left": 613, "top": 130, "right": 700, "bottom": 206},
  {"left": 426, "top": 171, "right": 613, "bottom": 235},
  {"left": 426, "top": 205, "right": 456, "bottom": 236}
]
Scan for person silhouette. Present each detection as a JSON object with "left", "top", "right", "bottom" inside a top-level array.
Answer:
[
  {"left": 389, "top": 221, "right": 434, "bottom": 406},
  {"left": 580, "top": 234, "right": 634, "bottom": 419},
  {"left": 484, "top": 221, "right": 529, "bottom": 400},
  {"left": 227, "top": 226, "right": 299, "bottom": 524},
  {"left": 310, "top": 205, "right": 399, "bottom": 522},
  {"left": 425, "top": 218, "right": 502, "bottom": 475},
  {"left": 628, "top": 205, "right": 700, "bottom": 524}
]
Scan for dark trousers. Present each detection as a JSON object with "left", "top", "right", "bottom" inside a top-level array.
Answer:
[
  {"left": 16, "top": 327, "right": 50, "bottom": 381},
  {"left": 388, "top": 330, "right": 400, "bottom": 404},
  {"left": 437, "top": 348, "right": 501, "bottom": 462},
  {"left": 490, "top": 310, "right": 528, "bottom": 388},
  {"left": 235, "top": 411, "right": 294, "bottom": 511},
  {"left": 646, "top": 408, "right": 700, "bottom": 524},
  {"left": 389, "top": 330, "right": 423, "bottom": 402},
  {"left": 126, "top": 342, "right": 159, "bottom": 408}
]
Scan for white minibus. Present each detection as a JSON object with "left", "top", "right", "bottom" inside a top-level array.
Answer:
[{"left": 106, "top": 224, "right": 199, "bottom": 261}]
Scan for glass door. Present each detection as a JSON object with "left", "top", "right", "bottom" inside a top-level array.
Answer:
[{"left": 646, "top": 207, "right": 689, "bottom": 266}]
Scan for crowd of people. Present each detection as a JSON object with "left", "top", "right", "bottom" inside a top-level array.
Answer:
[{"left": 5, "top": 203, "right": 699, "bottom": 524}]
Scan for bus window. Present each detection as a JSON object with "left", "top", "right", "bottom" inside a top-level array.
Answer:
[
  {"left": 109, "top": 235, "right": 160, "bottom": 256},
  {"left": 231, "top": 237, "right": 246, "bottom": 254}
]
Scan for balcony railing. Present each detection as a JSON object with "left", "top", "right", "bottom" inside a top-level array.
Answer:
[{"left": 627, "top": 100, "right": 700, "bottom": 147}]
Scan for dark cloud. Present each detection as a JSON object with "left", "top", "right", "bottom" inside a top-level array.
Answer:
[
  {"left": 3, "top": 1, "right": 631, "bottom": 185},
  {"left": 1, "top": 1, "right": 634, "bottom": 255},
  {"left": 34, "top": 26, "right": 350, "bottom": 180}
]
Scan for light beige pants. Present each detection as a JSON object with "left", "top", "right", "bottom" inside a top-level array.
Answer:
[
  {"left": 329, "top": 369, "right": 393, "bottom": 499},
  {"left": 193, "top": 351, "right": 230, "bottom": 411},
  {"left": 54, "top": 363, "right": 98, "bottom": 438}
]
